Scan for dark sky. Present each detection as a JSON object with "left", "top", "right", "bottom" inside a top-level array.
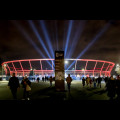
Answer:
[{"left": 0, "top": 20, "right": 120, "bottom": 65}]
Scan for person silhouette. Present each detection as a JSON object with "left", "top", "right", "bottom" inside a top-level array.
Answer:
[
  {"left": 66, "top": 74, "right": 72, "bottom": 92},
  {"left": 8, "top": 73, "right": 20, "bottom": 100}
]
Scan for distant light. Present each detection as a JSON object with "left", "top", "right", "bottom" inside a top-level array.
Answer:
[
  {"left": 77, "top": 74, "right": 80, "bottom": 77},
  {"left": 73, "top": 68, "right": 75, "bottom": 70},
  {"left": 82, "top": 68, "right": 85, "bottom": 71},
  {"left": 4, "top": 64, "right": 7, "bottom": 67},
  {"left": 116, "top": 64, "right": 119, "bottom": 67},
  {"left": 65, "top": 73, "right": 68, "bottom": 78},
  {"left": 65, "top": 60, "right": 68, "bottom": 64}
]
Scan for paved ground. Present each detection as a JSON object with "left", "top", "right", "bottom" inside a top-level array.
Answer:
[{"left": 0, "top": 80, "right": 118, "bottom": 102}]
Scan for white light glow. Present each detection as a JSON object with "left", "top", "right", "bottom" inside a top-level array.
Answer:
[
  {"left": 4, "top": 64, "right": 7, "bottom": 67},
  {"left": 65, "top": 61, "right": 68, "bottom": 64},
  {"left": 65, "top": 73, "right": 68, "bottom": 78},
  {"left": 77, "top": 74, "right": 80, "bottom": 77},
  {"left": 82, "top": 68, "right": 85, "bottom": 71}
]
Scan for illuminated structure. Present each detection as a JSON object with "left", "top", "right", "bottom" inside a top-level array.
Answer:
[{"left": 1, "top": 59, "right": 115, "bottom": 78}]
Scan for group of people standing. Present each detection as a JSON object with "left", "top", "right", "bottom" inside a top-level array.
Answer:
[
  {"left": 82, "top": 76, "right": 102, "bottom": 88},
  {"left": 8, "top": 73, "right": 31, "bottom": 100},
  {"left": 37, "top": 76, "right": 54, "bottom": 87},
  {"left": 7, "top": 72, "right": 120, "bottom": 100},
  {"left": 105, "top": 75, "right": 120, "bottom": 100},
  {"left": 42, "top": 76, "right": 49, "bottom": 82},
  {"left": 8, "top": 73, "right": 55, "bottom": 100},
  {"left": 81, "top": 75, "right": 120, "bottom": 100}
]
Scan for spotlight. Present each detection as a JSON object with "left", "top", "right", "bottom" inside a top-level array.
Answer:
[
  {"left": 65, "top": 20, "right": 73, "bottom": 57},
  {"left": 67, "top": 22, "right": 110, "bottom": 70},
  {"left": 65, "top": 60, "right": 68, "bottom": 64}
]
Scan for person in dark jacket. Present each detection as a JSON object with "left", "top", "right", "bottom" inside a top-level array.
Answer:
[
  {"left": 45, "top": 76, "right": 47, "bottom": 82},
  {"left": 104, "top": 76, "right": 109, "bottom": 83},
  {"left": 8, "top": 73, "right": 20, "bottom": 100},
  {"left": 106, "top": 76, "right": 116, "bottom": 100},
  {"left": 37, "top": 77, "right": 40, "bottom": 83},
  {"left": 49, "top": 76, "right": 53, "bottom": 87},
  {"left": 116, "top": 75, "right": 120, "bottom": 100},
  {"left": 89, "top": 77, "right": 92, "bottom": 87},
  {"left": 42, "top": 77, "right": 45, "bottom": 82},
  {"left": 21, "top": 76, "right": 31, "bottom": 100},
  {"left": 97, "top": 76, "right": 102, "bottom": 88},
  {"left": 82, "top": 77, "right": 85, "bottom": 88},
  {"left": 66, "top": 74, "right": 72, "bottom": 92}
]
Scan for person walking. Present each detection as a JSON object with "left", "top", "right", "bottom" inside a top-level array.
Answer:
[
  {"left": 47, "top": 76, "right": 49, "bottom": 81},
  {"left": 104, "top": 76, "right": 109, "bottom": 84},
  {"left": 21, "top": 76, "right": 31, "bottom": 100},
  {"left": 49, "top": 76, "right": 53, "bottom": 87},
  {"left": 93, "top": 77, "right": 97, "bottom": 88},
  {"left": 116, "top": 75, "right": 120, "bottom": 100},
  {"left": 106, "top": 75, "right": 116, "bottom": 100},
  {"left": 97, "top": 76, "right": 102, "bottom": 88},
  {"left": 8, "top": 73, "right": 20, "bottom": 100},
  {"left": 45, "top": 76, "right": 47, "bottom": 82},
  {"left": 42, "top": 77, "right": 45, "bottom": 82},
  {"left": 66, "top": 74, "right": 72, "bottom": 92},
  {"left": 82, "top": 77, "right": 85, "bottom": 88},
  {"left": 86, "top": 77, "right": 89, "bottom": 86},
  {"left": 89, "top": 77, "right": 92, "bottom": 87},
  {"left": 37, "top": 77, "right": 40, "bottom": 83}
]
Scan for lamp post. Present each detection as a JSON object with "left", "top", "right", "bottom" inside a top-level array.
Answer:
[{"left": 65, "top": 60, "right": 68, "bottom": 64}]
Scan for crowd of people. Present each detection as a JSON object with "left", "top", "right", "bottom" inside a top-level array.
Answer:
[
  {"left": 7, "top": 73, "right": 55, "bottom": 100},
  {"left": 82, "top": 76, "right": 102, "bottom": 88},
  {"left": 81, "top": 75, "right": 120, "bottom": 100},
  {"left": 8, "top": 73, "right": 31, "bottom": 100},
  {"left": 65, "top": 74, "right": 120, "bottom": 100},
  {"left": 7, "top": 72, "right": 120, "bottom": 100},
  {"left": 105, "top": 75, "right": 120, "bottom": 100}
]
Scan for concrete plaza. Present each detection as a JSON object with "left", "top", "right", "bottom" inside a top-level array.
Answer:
[{"left": 0, "top": 80, "right": 118, "bottom": 102}]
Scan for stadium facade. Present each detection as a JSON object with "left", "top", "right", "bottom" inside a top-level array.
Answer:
[{"left": 1, "top": 59, "right": 115, "bottom": 79}]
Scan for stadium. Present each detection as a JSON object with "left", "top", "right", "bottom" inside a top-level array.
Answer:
[{"left": 1, "top": 59, "right": 115, "bottom": 80}]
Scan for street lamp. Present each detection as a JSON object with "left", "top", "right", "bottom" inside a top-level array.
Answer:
[{"left": 65, "top": 60, "right": 68, "bottom": 64}]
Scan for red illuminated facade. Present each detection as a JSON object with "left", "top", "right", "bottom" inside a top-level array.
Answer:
[{"left": 1, "top": 59, "right": 115, "bottom": 77}]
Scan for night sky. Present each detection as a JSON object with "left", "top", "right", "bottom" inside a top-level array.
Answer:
[{"left": 0, "top": 20, "right": 120, "bottom": 65}]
